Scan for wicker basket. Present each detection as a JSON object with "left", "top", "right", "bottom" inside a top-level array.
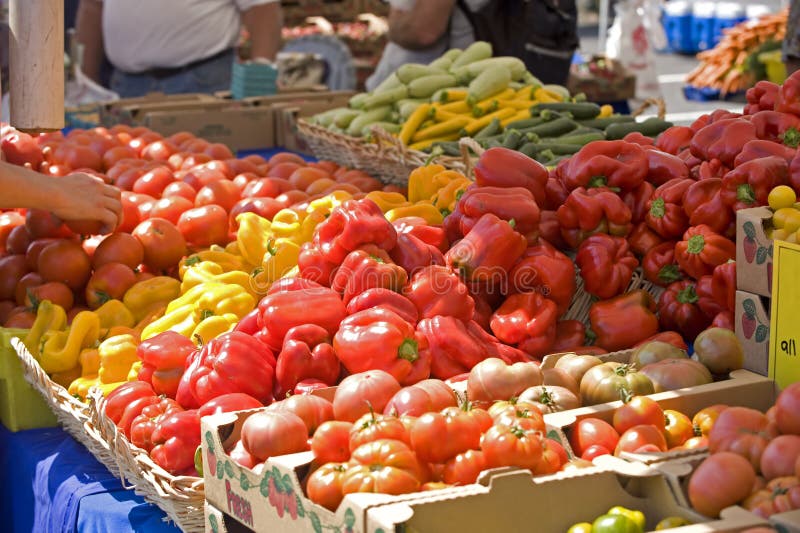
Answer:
[{"left": 563, "top": 268, "right": 665, "bottom": 325}]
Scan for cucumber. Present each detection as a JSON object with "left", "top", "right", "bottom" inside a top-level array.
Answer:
[
  {"left": 502, "top": 129, "right": 523, "bottom": 150},
  {"left": 526, "top": 117, "right": 579, "bottom": 138},
  {"left": 432, "top": 141, "right": 462, "bottom": 156},
  {"left": 397, "top": 99, "right": 428, "bottom": 120},
  {"left": 454, "top": 57, "right": 527, "bottom": 83},
  {"left": 504, "top": 117, "right": 545, "bottom": 130},
  {"left": 362, "top": 121, "right": 400, "bottom": 136},
  {"left": 485, "top": 139, "right": 504, "bottom": 149},
  {"left": 349, "top": 93, "right": 370, "bottom": 110},
  {"left": 531, "top": 102, "right": 602, "bottom": 120},
  {"left": 408, "top": 74, "right": 458, "bottom": 98},
  {"left": 333, "top": 108, "right": 362, "bottom": 129},
  {"left": 527, "top": 143, "right": 583, "bottom": 155},
  {"left": 372, "top": 73, "right": 403, "bottom": 93},
  {"left": 474, "top": 118, "right": 502, "bottom": 139},
  {"left": 467, "top": 65, "right": 512, "bottom": 106},
  {"left": 562, "top": 126, "right": 604, "bottom": 136},
  {"left": 450, "top": 41, "right": 493, "bottom": 70},
  {"left": 397, "top": 63, "right": 447, "bottom": 84},
  {"left": 605, "top": 117, "right": 674, "bottom": 140},
  {"left": 579, "top": 115, "right": 636, "bottom": 129},
  {"left": 428, "top": 56, "right": 453, "bottom": 71},
  {"left": 347, "top": 106, "right": 391, "bottom": 137},
  {"left": 547, "top": 131, "right": 605, "bottom": 145},
  {"left": 518, "top": 142, "right": 539, "bottom": 158},
  {"left": 362, "top": 85, "right": 409, "bottom": 110}
]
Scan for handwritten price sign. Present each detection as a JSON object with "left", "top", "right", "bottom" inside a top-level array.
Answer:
[{"left": 769, "top": 240, "right": 800, "bottom": 389}]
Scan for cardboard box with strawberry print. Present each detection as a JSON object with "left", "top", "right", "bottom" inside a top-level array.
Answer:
[
  {"left": 736, "top": 207, "right": 774, "bottom": 298},
  {"left": 735, "top": 290, "right": 771, "bottom": 376}
]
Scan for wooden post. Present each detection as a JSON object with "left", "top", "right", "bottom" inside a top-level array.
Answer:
[{"left": 9, "top": 0, "right": 64, "bottom": 132}]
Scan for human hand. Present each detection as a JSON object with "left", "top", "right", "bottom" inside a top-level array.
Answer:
[{"left": 48, "top": 172, "right": 122, "bottom": 234}]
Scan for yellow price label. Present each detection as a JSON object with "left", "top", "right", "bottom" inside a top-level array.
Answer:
[{"left": 769, "top": 240, "right": 800, "bottom": 389}]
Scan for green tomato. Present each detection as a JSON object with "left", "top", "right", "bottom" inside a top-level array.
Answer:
[
  {"left": 607, "top": 506, "right": 646, "bottom": 531},
  {"left": 567, "top": 523, "right": 593, "bottom": 533},
  {"left": 655, "top": 517, "right": 691, "bottom": 530},
  {"left": 592, "top": 514, "right": 643, "bottom": 533}
]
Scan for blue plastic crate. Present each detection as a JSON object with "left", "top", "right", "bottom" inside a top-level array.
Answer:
[{"left": 682, "top": 84, "right": 745, "bottom": 102}]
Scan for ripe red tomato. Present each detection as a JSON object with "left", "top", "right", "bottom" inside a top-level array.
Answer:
[
  {"left": 332, "top": 370, "right": 401, "bottom": 422},
  {"left": 179, "top": 153, "right": 212, "bottom": 170},
  {"left": 114, "top": 167, "right": 148, "bottom": 191},
  {"left": 149, "top": 196, "right": 193, "bottom": 225},
  {"left": 466, "top": 358, "right": 543, "bottom": 408},
  {"left": 25, "top": 209, "right": 70, "bottom": 239},
  {"left": 1, "top": 131, "right": 44, "bottom": 167},
  {"left": 141, "top": 140, "right": 178, "bottom": 161},
  {"left": 182, "top": 168, "right": 225, "bottom": 191},
  {"left": 306, "top": 462, "right": 347, "bottom": 512},
  {"left": 85, "top": 262, "right": 137, "bottom": 309},
  {"left": 612, "top": 396, "right": 666, "bottom": 435},
  {"left": 241, "top": 410, "right": 309, "bottom": 461},
  {"left": 311, "top": 421, "right": 353, "bottom": 464},
  {"left": 228, "top": 439, "right": 258, "bottom": 470},
  {"left": 25, "top": 238, "right": 60, "bottom": 270},
  {"left": 689, "top": 452, "right": 756, "bottom": 518},
  {"left": 37, "top": 240, "right": 91, "bottom": 291},
  {"left": 569, "top": 418, "right": 620, "bottom": 457},
  {"left": 442, "top": 449, "right": 488, "bottom": 485},
  {"left": 268, "top": 162, "right": 303, "bottom": 180},
  {"left": 693, "top": 404, "right": 728, "bottom": 436},
  {"left": 65, "top": 218, "right": 105, "bottom": 236},
  {"left": 5, "top": 308, "right": 36, "bottom": 327},
  {"left": 25, "top": 281, "right": 74, "bottom": 310},
  {"left": 203, "top": 143, "right": 234, "bottom": 160},
  {"left": 0, "top": 300, "right": 16, "bottom": 325},
  {"left": 162, "top": 181, "right": 197, "bottom": 202},
  {"left": 761, "top": 435, "right": 800, "bottom": 480},
  {"left": 93, "top": 233, "right": 144, "bottom": 270},
  {"left": 14, "top": 271, "right": 43, "bottom": 305},
  {"left": 102, "top": 146, "right": 137, "bottom": 170},
  {"left": 0, "top": 211, "right": 25, "bottom": 252},
  {"left": 194, "top": 180, "right": 240, "bottom": 212},
  {"left": 167, "top": 131, "right": 195, "bottom": 147},
  {"left": 228, "top": 198, "right": 283, "bottom": 231},
  {"left": 201, "top": 160, "right": 234, "bottom": 179},
  {"left": 132, "top": 218, "right": 187, "bottom": 272},
  {"left": 288, "top": 167, "right": 330, "bottom": 192},
  {"left": 709, "top": 407, "right": 778, "bottom": 471},
  {"left": 535, "top": 437, "right": 568, "bottom": 475},
  {"left": 137, "top": 200, "right": 155, "bottom": 221},
  {"left": 581, "top": 444, "right": 612, "bottom": 460},
  {"left": 133, "top": 167, "right": 174, "bottom": 198},
  {"left": 269, "top": 152, "right": 306, "bottom": 166},
  {"left": 176, "top": 205, "right": 228, "bottom": 248},
  {"left": 6, "top": 225, "right": 31, "bottom": 255},
  {"left": 775, "top": 383, "right": 800, "bottom": 435},
  {"left": 350, "top": 413, "right": 410, "bottom": 452},
  {"left": 62, "top": 144, "right": 103, "bottom": 171},
  {"left": 411, "top": 409, "right": 482, "bottom": 464},
  {"left": 664, "top": 409, "right": 695, "bottom": 448},
  {"left": 117, "top": 192, "right": 148, "bottom": 232},
  {"left": 615, "top": 424, "right": 668, "bottom": 455},
  {"left": 129, "top": 132, "right": 162, "bottom": 155},
  {"left": 383, "top": 380, "right": 457, "bottom": 417},
  {"left": 490, "top": 401, "right": 546, "bottom": 433},
  {"left": 242, "top": 177, "right": 292, "bottom": 199},
  {"left": 481, "top": 424, "right": 543, "bottom": 472},
  {"left": 272, "top": 394, "right": 334, "bottom": 435}
]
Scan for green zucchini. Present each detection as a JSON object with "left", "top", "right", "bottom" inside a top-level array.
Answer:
[
  {"left": 531, "top": 102, "right": 602, "bottom": 120},
  {"left": 432, "top": 141, "right": 462, "bottom": 156},
  {"left": 605, "top": 117, "right": 674, "bottom": 140},
  {"left": 396, "top": 99, "right": 428, "bottom": 120},
  {"left": 333, "top": 108, "right": 362, "bottom": 129},
  {"left": 522, "top": 72, "right": 543, "bottom": 90},
  {"left": 505, "top": 117, "right": 546, "bottom": 130},
  {"left": 502, "top": 129, "right": 523, "bottom": 150},
  {"left": 546, "top": 131, "right": 605, "bottom": 145},
  {"left": 349, "top": 93, "right": 370, "bottom": 110},
  {"left": 474, "top": 118, "right": 502, "bottom": 139},
  {"left": 312, "top": 107, "right": 345, "bottom": 127},
  {"left": 526, "top": 117, "right": 578, "bottom": 138},
  {"left": 442, "top": 48, "right": 463, "bottom": 62},
  {"left": 454, "top": 57, "right": 527, "bottom": 83},
  {"left": 372, "top": 73, "right": 403, "bottom": 93},
  {"left": 450, "top": 41, "right": 493, "bottom": 70},
  {"left": 397, "top": 63, "right": 447, "bottom": 84},
  {"left": 346, "top": 106, "right": 391, "bottom": 137},
  {"left": 579, "top": 115, "right": 636, "bottom": 129},
  {"left": 428, "top": 56, "right": 453, "bottom": 71},
  {"left": 518, "top": 142, "right": 539, "bottom": 158},
  {"left": 362, "top": 121, "right": 400, "bottom": 136},
  {"left": 527, "top": 143, "right": 583, "bottom": 155},
  {"left": 362, "top": 85, "right": 409, "bottom": 110},
  {"left": 467, "top": 65, "right": 511, "bottom": 106},
  {"left": 408, "top": 74, "right": 458, "bottom": 98}
]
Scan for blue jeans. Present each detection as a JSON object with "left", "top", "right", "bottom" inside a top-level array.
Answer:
[{"left": 110, "top": 49, "right": 234, "bottom": 97}]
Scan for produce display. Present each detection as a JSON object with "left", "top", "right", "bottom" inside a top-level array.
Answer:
[{"left": 568, "top": 509, "right": 691, "bottom": 533}]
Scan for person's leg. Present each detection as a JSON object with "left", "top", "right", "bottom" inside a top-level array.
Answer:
[
  {"left": 109, "top": 69, "right": 158, "bottom": 98},
  {"left": 159, "top": 50, "right": 235, "bottom": 95}
]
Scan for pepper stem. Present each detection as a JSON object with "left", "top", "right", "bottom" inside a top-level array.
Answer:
[
  {"left": 736, "top": 184, "right": 756, "bottom": 205},
  {"left": 266, "top": 238, "right": 277, "bottom": 256},
  {"left": 649, "top": 197, "right": 666, "bottom": 218},
  {"left": 783, "top": 127, "right": 800, "bottom": 148},
  {"left": 686, "top": 234, "right": 706, "bottom": 255},
  {"left": 588, "top": 175, "right": 608, "bottom": 188},
  {"left": 397, "top": 338, "right": 419, "bottom": 363},
  {"left": 677, "top": 284, "right": 699, "bottom": 304},
  {"left": 658, "top": 264, "right": 682, "bottom": 284}
]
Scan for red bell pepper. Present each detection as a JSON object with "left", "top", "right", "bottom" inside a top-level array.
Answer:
[
  {"left": 331, "top": 248, "right": 407, "bottom": 305},
  {"left": 551, "top": 320, "right": 587, "bottom": 352},
  {"left": 453, "top": 186, "right": 541, "bottom": 243},
  {"left": 561, "top": 140, "right": 648, "bottom": 191},
  {"left": 186, "top": 331, "right": 277, "bottom": 405},
  {"left": 634, "top": 331, "right": 688, "bottom": 351},
  {"left": 294, "top": 379, "right": 330, "bottom": 395},
  {"left": 392, "top": 217, "right": 448, "bottom": 252},
  {"left": 471, "top": 293, "right": 494, "bottom": 331},
  {"left": 711, "top": 260, "right": 736, "bottom": 313},
  {"left": 136, "top": 331, "right": 197, "bottom": 399},
  {"left": 490, "top": 292, "right": 558, "bottom": 358},
  {"left": 117, "top": 395, "right": 162, "bottom": 438},
  {"left": 745, "top": 80, "right": 779, "bottom": 114},
  {"left": 267, "top": 276, "right": 323, "bottom": 295},
  {"left": 693, "top": 158, "right": 729, "bottom": 181},
  {"left": 508, "top": 239, "right": 576, "bottom": 316},
  {"left": 544, "top": 176, "right": 570, "bottom": 211},
  {"left": 643, "top": 149, "right": 690, "bottom": 186},
  {"left": 720, "top": 156, "right": 789, "bottom": 211},
  {"left": 657, "top": 280, "right": 711, "bottom": 341},
  {"left": 404, "top": 265, "right": 475, "bottom": 323},
  {"left": 130, "top": 398, "right": 183, "bottom": 452},
  {"left": 556, "top": 187, "right": 632, "bottom": 249},
  {"left": 258, "top": 287, "right": 346, "bottom": 348},
  {"left": 642, "top": 241, "right": 683, "bottom": 287},
  {"left": 645, "top": 178, "right": 693, "bottom": 240},
  {"left": 345, "top": 287, "right": 418, "bottom": 324},
  {"left": 233, "top": 309, "right": 261, "bottom": 336},
  {"left": 313, "top": 199, "right": 397, "bottom": 264},
  {"left": 588, "top": 290, "right": 659, "bottom": 352},
  {"left": 623, "top": 132, "right": 655, "bottom": 146},
  {"left": 655, "top": 126, "right": 694, "bottom": 155},
  {"left": 274, "top": 324, "right": 340, "bottom": 398},
  {"left": 150, "top": 409, "right": 202, "bottom": 475},
  {"left": 689, "top": 118, "right": 757, "bottom": 167},
  {"left": 104, "top": 381, "right": 156, "bottom": 425},
  {"left": 734, "top": 139, "right": 796, "bottom": 166},
  {"left": 416, "top": 316, "right": 529, "bottom": 379},
  {"left": 695, "top": 274, "right": 725, "bottom": 319},
  {"left": 539, "top": 210, "right": 568, "bottom": 250},
  {"left": 674, "top": 225, "right": 736, "bottom": 281},
  {"left": 622, "top": 181, "right": 655, "bottom": 224},
  {"left": 575, "top": 234, "right": 639, "bottom": 299},
  {"left": 473, "top": 147, "right": 548, "bottom": 206},
  {"left": 334, "top": 308, "right": 430, "bottom": 385},
  {"left": 389, "top": 233, "right": 444, "bottom": 277},
  {"left": 298, "top": 242, "right": 338, "bottom": 287},
  {"left": 749, "top": 110, "right": 800, "bottom": 146},
  {"left": 445, "top": 213, "right": 527, "bottom": 282},
  {"left": 690, "top": 109, "right": 742, "bottom": 132},
  {"left": 628, "top": 222, "right": 664, "bottom": 257},
  {"left": 197, "top": 393, "right": 263, "bottom": 418},
  {"left": 711, "top": 310, "right": 734, "bottom": 331},
  {"left": 676, "top": 148, "right": 703, "bottom": 170},
  {"left": 775, "top": 70, "right": 800, "bottom": 116},
  {"left": 682, "top": 179, "right": 734, "bottom": 237}
]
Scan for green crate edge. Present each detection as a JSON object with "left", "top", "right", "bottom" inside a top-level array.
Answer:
[{"left": 0, "top": 328, "right": 58, "bottom": 432}]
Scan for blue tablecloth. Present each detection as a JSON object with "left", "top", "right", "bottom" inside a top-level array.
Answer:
[{"left": 0, "top": 423, "right": 179, "bottom": 533}]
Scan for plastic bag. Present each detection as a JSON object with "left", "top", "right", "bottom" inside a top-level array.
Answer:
[{"left": 605, "top": 0, "right": 667, "bottom": 100}]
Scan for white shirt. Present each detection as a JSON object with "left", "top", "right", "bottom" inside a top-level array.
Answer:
[{"left": 102, "top": 0, "right": 277, "bottom": 73}]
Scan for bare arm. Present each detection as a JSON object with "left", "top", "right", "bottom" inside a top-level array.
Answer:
[
  {"left": 0, "top": 162, "right": 122, "bottom": 233},
  {"left": 242, "top": 2, "right": 282, "bottom": 61},
  {"left": 75, "top": 0, "right": 105, "bottom": 82},
  {"left": 388, "top": 0, "right": 456, "bottom": 50}
]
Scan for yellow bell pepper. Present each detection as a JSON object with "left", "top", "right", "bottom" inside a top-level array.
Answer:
[
  {"left": 432, "top": 176, "right": 472, "bottom": 214},
  {"left": 24, "top": 300, "right": 67, "bottom": 358},
  {"left": 307, "top": 191, "right": 353, "bottom": 215},
  {"left": 282, "top": 265, "right": 300, "bottom": 279},
  {"left": 295, "top": 209, "right": 326, "bottom": 244},
  {"left": 51, "top": 365, "right": 82, "bottom": 389},
  {"left": 408, "top": 164, "right": 447, "bottom": 204},
  {"left": 39, "top": 311, "right": 101, "bottom": 374},
  {"left": 179, "top": 246, "right": 246, "bottom": 277},
  {"left": 123, "top": 276, "right": 181, "bottom": 323},
  {"left": 98, "top": 334, "right": 140, "bottom": 384},
  {"left": 166, "top": 282, "right": 215, "bottom": 313},
  {"left": 127, "top": 360, "right": 143, "bottom": 381},
  {"left": 95, "top": 299, "right": 135, "bottom": 329},
  {"left": 598, "top": 104, "right": 614, "bottom": 118},
  {"left": 192, "top": 283, "right": 255, "bottom": 322},
  {"left": 385, "top": 203, "right": 444, "bottom": 225},
  {"left": 270, "top": 209, "right": 304, "bottom": 241},
  {"left": 191, "top": 313, "right": 239, "bottom": 346},
  {"left": 68, "top": 375, "right": 124, "bottom": 401},
  {"left": 236, "top": 212, "right": 273, "bottom": 266},
  {"left": 365, "top": 191, "right": 410, "bottom": 213},
  {"left": 260, "top": 238, "right": 301, "bottom": 285},
  {"left": 79, "top": 348, "right": 100, "bottom": 376},
  {"left": 141, "top": 304, "right": 197, "bottom": 340},
  {"left": 180, "top": 260, "right": 257, "bottom": 298}
]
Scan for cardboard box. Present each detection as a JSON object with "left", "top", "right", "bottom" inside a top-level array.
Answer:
[
  {"left": 735, "top": 290, "right": 771, "bottom": 376},
  {"left": 205, "top": 501, "right": 253, "bottom": 533},
  {"left": 736, "top": 207, "right": 774, "bottom": 297},
  {"left": 273, "top": 92, "right": 354, "bottom": 153},
  {"left": 99, "top": 93, "right": 217, "bottom": 126},
  {"left": 545, "top": 369, "right": 776, "bottom": 465}
]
